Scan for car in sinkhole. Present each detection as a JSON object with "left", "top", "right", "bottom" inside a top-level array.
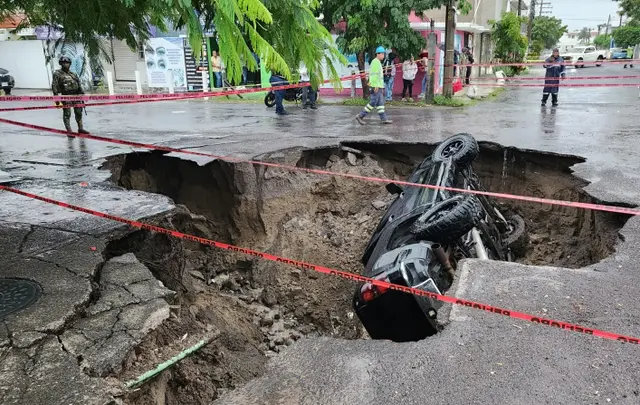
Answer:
[{"left": 353, "top": 133, "right": 528, "bottom": 342}]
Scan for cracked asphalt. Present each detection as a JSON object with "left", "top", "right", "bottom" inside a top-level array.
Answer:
[{"left": 1, "top": 64, "right": 640, "bottom": 404}]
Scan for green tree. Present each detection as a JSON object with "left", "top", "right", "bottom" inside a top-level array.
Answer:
[
  {"left": 489, "top": 12, "right": 528, "bottom": 75},
  {"left": 578, "top": 27, "right": 592, "bottom": 44},
  {"left": 531, "top": 16, "right": 568, "bottom": 51},
  {"left": 612, "top": 25, "right": 640, "bottom": 47},
  {"left": 1, "top": 0, "right": 346, "bottom": 87},
  {"left": 593, "top": 34, "right": 612, "bottom": 49},
  {"left": 615, "top": 0, "right": 640, "bottom": 21},
  {"left": 319, "top": 0, "right": 470, "bottom": 97}
]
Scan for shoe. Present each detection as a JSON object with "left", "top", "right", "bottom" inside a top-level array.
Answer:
[
  {"left": 408, "top": 97, "right": 414, "bottom": 102},
  {"left": 277, "top": 110, "right": 289, "bottom": 115},
  {"left": 310, "top": 105, "right": 317, "bottom": 110},
  {"left": 541, "top": 103, "right": 546, "bottom": 106},
  {"left": 551, "top": 103, "right": 558, "bottom": 107},
  {"left": 401, "top": 98, "right": 406, "bottom": 102},
  {"left": 382, "top": 119, "right": 393, "bottom": 124},
  {"left": 355, "top": 115, "right": 365, "bottom": 125},
  {"left": 78, "top": 129, "right": 90, "bottom": 134}
]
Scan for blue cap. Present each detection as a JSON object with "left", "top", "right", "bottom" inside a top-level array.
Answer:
[{"left": 375, "top": 46, "right": 386, "bottom": 54}]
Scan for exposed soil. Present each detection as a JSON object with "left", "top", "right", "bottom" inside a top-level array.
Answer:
[{"left": 99, "top": 141, "right": 630, "bottom": 405}]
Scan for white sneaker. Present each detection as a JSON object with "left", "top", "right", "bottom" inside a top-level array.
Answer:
[{"left": 401, "top": 98, "right": 407, "bottom": 102}]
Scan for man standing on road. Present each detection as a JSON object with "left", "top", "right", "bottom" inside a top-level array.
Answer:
[
  {"left": 269, "top": 70, "right": 289, "bottom": 115},
  {"left": 541, "top": 48, "right": 566, "bottom": 107},
  {"left": 383, "top": 51, "right": 397, "bottom": 101},
  {"left": 299, "top": 62, "right": 317, "bottom": 109},
  {"left": 623, "top": 46, "right": 634, "bottom": 68},
  {"left": 52, "top": 56, "right": 89, "bottom": 137},
  {"left": 355, "top": 46, "right": 392, "bottom": 125}
]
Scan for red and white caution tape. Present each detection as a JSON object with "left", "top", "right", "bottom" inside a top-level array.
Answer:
[{"left": 0, "top": 184, "right": 637, "bottom": 345}]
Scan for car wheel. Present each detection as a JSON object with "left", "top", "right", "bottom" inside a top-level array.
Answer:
[
  {"left": 503, "top": 214, "right": 528, "bottom": 257},
  {"left": 432, "top": 133, "right": 479, "bottom": 165},
  {"left": 596, "top": 56, "right": 604, "bottom": 67},
  {"left": 410, "top": 194, "right": 483, "bottom": 244},
  {"left": 577, "top": 58, "right": 584, "bottom": 68},
  {"left": 264, "top": 92, "right": 276, "bottom": 107}
]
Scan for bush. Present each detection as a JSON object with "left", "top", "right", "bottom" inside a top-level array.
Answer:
[{"left": 433, "top": 95, "right": 465, "bottom": 107}]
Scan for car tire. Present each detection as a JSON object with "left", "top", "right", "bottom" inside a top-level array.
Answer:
[
  {"left": 577, "top": 58, "right": 584, "bottom": 68},
  {"left": 264, "top": 92, "right": 276, "bottom": 107},
  {"left": 432, "top": 133, "right": 479, "bottom": 165},
  {"left": 596, "top": 56, "right": 604, "bottom": 67},
  {"left": 410, "top": 194, "right": 483, "bottom": 244},
  {"left": 504, "top": 214, "right": 528, "bottom": 257}
]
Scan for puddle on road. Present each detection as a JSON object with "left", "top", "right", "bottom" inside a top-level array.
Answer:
[{"left": 100, "top": 142, "right": 630, "bottom": 404}]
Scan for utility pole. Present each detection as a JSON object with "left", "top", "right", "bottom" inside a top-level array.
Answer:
[
  {"left": 527, "top": 0, "right": 536, "bottom": 44},
  {"left": 538, "top": 0, "right": 552, "bottom": 16},
  {"left": 605, "top": 14, "right": 611, "bottom": 36},
  {"left": 426, "top": 19, "right": 436, "bottom": 103},
  {"left": 517, "top": 0, "right": 522, "bottom": 17},
  {"left": 443, "top": 0, "right": 456, "bottom": 98}
]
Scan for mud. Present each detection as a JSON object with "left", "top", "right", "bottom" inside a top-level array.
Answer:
[{"left": 100, "top": 141, "right": 630, "bottom": 404}]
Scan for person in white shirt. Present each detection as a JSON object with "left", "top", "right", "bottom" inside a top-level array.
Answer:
[
  {"left": 299, "top": 62, "right": 317, "bottom": 109},
  {"left": 401, "top": 56, "right": 418, "bottom": 102}
]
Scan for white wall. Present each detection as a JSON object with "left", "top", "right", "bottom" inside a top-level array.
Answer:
[{"left": 0, "top": 40, "right": 50, "bottom": 88}]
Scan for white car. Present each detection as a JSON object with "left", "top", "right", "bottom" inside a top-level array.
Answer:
[{"left": 560, "top": 46, "right": 607, "bottom": 68}]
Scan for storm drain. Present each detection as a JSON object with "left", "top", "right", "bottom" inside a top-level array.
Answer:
[{"left": 0, "top": 278, "right": 43, "bottom": 320}]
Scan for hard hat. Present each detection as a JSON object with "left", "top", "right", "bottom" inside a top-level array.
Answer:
[
  {"left": 375, "top": 46, "right": 385, "bottom": 54},
  {"left": 59, "top": 56, "right": 71, "bottom": 65}
]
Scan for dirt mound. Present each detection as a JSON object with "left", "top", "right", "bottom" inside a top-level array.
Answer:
[{"left": 100, "top": 142, "right": 630, "bottom": 404}]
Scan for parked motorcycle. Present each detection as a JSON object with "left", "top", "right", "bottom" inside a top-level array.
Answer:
[
  {"left": 0, "top": 68, "right": 16, "bottom": 95},
  {"left": 264, "top": 87, "right": 303, "bottom": 107}
]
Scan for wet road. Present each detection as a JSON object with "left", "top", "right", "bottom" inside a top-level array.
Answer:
[
  {"left": 2, "top": 63, "right": 639, "bottom": 204},
  {"left": 1, "top": 63, "right": 640, "bottom": 405}
]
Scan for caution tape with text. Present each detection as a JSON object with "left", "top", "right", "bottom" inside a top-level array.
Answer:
[{"left": 0, "top": 184, "right": 637, "bottom": 345}]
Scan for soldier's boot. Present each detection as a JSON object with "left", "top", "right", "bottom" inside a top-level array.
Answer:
[
  {"left": 63, "top": 116, "right": 75, "bottom": 138},
  {"left": 551, "top": 94, "right": 558, "bottom": 107},
  {"left": 541, "top": 93, "right": 549, "bottom": 106},
  {"left": 77, "top": 119, "right": 90, "bottom": 134}
]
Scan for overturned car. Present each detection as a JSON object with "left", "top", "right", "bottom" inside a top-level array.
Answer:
[{"left": 353, "top": 133, "right": 527, "bottom": 342}]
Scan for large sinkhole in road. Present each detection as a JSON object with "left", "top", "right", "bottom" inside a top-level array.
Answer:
[{"left": 101, "top": 142, "right": 629, "bottom": 404}]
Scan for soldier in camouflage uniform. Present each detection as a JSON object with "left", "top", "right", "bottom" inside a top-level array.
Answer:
[{"left": 52, "top": 56, "right": 89, "bottom": 137}]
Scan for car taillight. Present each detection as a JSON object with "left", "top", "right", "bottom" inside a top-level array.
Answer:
[{"left": 360, "top": 275, "right": 390, "bottom": 302}]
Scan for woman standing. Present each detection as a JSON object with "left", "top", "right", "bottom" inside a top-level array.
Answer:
[{"left": 401, "top": 56, "right": 418, "bottom": 102}]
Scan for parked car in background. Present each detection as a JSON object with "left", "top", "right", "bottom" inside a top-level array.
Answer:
[
  {"left": 561, "top": 46, "right": 607, "bottom": 68},
  {"left": 353, "top": 133, "right": 527, "bottom": 342},
  {"left": 0, "top": 68, "right": 15, "bottom": 95},
  {"left": 610, "top": 48, "right": 630, "bottom": 60}
]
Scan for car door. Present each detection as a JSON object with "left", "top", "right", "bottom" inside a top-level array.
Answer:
[{"left": 584, "top": 46, "right": 596, "bottom": 61}]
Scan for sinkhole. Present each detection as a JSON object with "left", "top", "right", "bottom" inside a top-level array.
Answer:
[{"left": 100, "top": 141, "right": 630, "bottom": 405}]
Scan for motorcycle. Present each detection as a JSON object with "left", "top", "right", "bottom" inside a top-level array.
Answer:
[
  {"left": 264, "top": 87, "right": 303, "bottom": 108},
  {"left": 264, "top": 85, "right": 319, "bottom": 108},
  {"left": 0, "top": 68, "right": 16, "bottom": 95}
]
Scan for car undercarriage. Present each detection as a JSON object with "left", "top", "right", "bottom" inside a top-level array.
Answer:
[{"left": 353, "top": 133, "right": 528, "bottom": 342}]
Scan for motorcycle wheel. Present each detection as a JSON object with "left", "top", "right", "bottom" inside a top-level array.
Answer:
[{"left": 264, "top": 92, "right": 276, "bottom": 108}]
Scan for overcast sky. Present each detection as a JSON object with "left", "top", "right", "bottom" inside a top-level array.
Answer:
[{"left": 545, "top": 0, "right": 622, "bottom": 31}]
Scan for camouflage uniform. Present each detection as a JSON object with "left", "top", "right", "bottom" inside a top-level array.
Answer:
[{"left": 52, "top": 68, "right": 86, "bottom": 133}]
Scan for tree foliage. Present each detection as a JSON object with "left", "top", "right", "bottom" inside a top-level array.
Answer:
[
  {"left": 577, "top": 27, "right": 592, "bottom": 44},
  {"left": 489, "top": 12, "right": 528, "bottom": 61},
  {"left": 615, "top": 0, "right": 640, "bottom": 21},
  {"left": 530, "top": 16, "right": 567, "bottom": 53},
  {"left": 0, "top": 0, "right": 346, "bottom": 87},
  {"left": 319, "top": 0, "right": 470, "bottom": 97},
  {"left": 593, "top": 34, "right": 612, "bottom": 49},
  {"left": 612, "top": 25, "right": 640, "bottom": 47}
]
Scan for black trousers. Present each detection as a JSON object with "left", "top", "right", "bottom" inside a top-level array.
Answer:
[{"left": 402, "top": 79, "right": 414, "bottom": 98}]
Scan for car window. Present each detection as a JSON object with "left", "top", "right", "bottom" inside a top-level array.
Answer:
[{"left": 585, "top": 47, "right": 594, "bottom": 53}]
